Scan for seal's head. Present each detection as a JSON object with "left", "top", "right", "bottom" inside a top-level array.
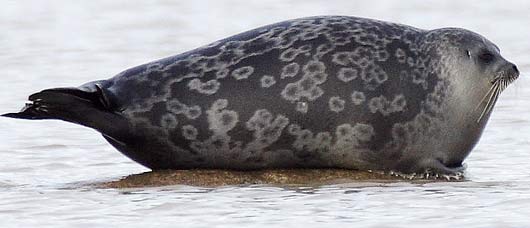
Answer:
[
  {"left": 426, "top": 28, "right": 519, "bottom": 122},
  {"left": 400, "top": 28, "right": 522, "bottom": 174}
]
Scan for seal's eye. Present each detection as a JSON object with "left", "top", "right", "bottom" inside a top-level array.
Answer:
[{"left": 478, "top": 52, "right": 495, "bottom": 63}]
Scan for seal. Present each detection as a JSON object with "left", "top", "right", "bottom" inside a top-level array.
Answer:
[{"left": 3, "top": 16, "right": 519, "bottom": 176}]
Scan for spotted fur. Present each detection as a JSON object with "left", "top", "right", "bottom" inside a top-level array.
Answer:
[{"left": 53, "top": 16, "right": 515, "bottom": 173}]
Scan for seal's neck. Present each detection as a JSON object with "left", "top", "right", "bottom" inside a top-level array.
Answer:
[{"left": 437, "top": 71, "right": 494, "bottom": 164}]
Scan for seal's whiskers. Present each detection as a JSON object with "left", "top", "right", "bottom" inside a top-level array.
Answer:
[
  {"left": 477, "top": 81, "right": 501, "bottom": 122},
  {"left": 475, "top": 82, "right": 498, "bottom": 112},
  {"left": 484, "top": 83, "right": 501, "bottom": 118},
  {"left": 476, "top": 74, "right": 514, "bottom": 123}
]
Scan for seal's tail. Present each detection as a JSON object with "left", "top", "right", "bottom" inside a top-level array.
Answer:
[{"left": 2, "top": 85, "right": 129, "bottom": 140}]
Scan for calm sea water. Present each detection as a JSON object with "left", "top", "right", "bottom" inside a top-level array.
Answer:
[{"left": 1, "top": 0, "right": 530, "bottom": 227}]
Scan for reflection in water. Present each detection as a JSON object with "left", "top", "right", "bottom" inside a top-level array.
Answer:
[{"left": 1, "top": 0, "right": 530, "bottom": 227}]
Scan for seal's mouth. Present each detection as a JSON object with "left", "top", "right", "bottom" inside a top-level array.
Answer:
[
  {"left": 475, "top": 71, "right": 518, "bottom": 122},
  {"left": 490, "top": 71, "right": 519, "bottom": 85}
]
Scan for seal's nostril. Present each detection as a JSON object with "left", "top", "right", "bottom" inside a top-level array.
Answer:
[{"left": 512, "top": 64, "right": 520, "bottom": 75}]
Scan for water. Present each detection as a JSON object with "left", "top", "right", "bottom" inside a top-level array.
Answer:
[{"left": 1, "top": 0, "right": 530, "bottom": 227}]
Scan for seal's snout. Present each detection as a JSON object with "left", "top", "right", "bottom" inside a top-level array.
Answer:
[
  {"left": 502, "top": 62, "right": 519, "bottom": 82},
  {"left": 511, "top": 64, "right": 520, "bottom": 77},
  {"left": 509, "top": 63, "right": 519, "bottom": 82}
]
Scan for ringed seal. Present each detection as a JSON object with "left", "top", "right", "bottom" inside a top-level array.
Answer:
[{"left": 3, "top": 16, "right": 519, "bottom": 176}]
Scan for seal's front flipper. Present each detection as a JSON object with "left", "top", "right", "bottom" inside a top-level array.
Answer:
[
  {"left": 394, "top": 157, "right": 466, "bottom": 180},
  {"left": 416, "top": 159, "right": 466, "bottom": 180},
  {"left": 2, "top": 84, "right": 129, "bottom": 141}
]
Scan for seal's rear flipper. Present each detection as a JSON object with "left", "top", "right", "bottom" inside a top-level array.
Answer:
[
  {"left": 2, "top": 104, "right": 49, "bottom": 119},
  {"left": 2, "top": 85, "right": 129, "bottom": 141}
]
